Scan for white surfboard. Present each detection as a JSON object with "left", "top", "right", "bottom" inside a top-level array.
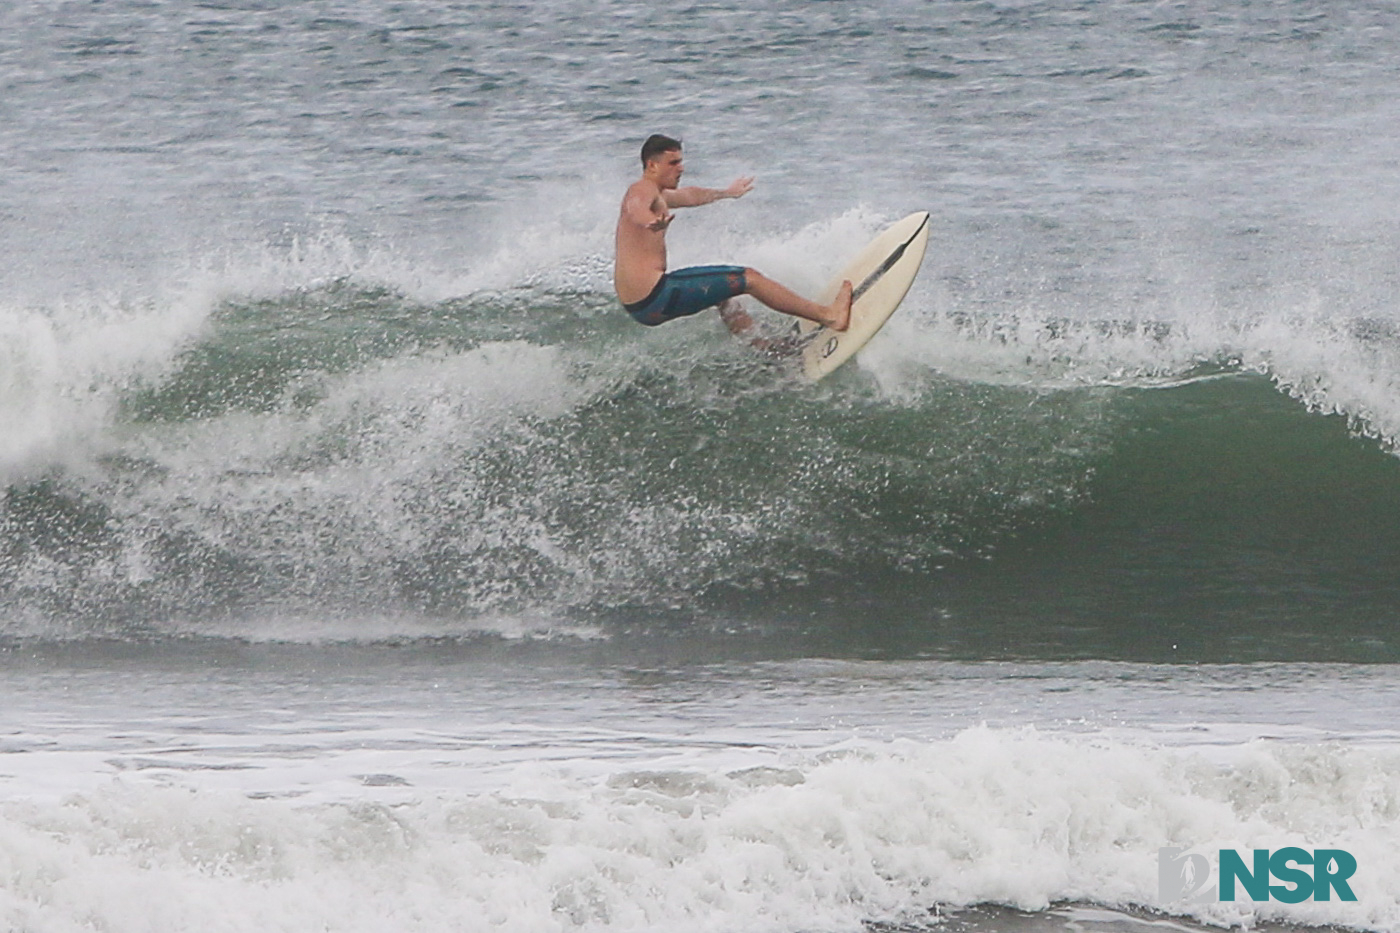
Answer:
[{"left": 796, "top": 211, "right": 930, "bottom": 382}]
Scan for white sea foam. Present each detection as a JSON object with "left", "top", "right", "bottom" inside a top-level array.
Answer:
[
  {"left": 855, "top": 296, "right": 1400, "bottom": 449},
  {"left": 1, "top": 727, "right": 1397, "bottom": 933},
  {"left": 0, "top": 214, "right": 585, "bottom": 488},
  {"left": 111, "top": 339, "right": 592, "bottom": 609},
  {"left": 0, "top": 288, "right": 214, "bottom": 484}
]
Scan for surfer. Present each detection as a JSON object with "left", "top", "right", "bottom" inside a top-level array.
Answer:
[{"left": 614, "top": 134, "right": 852, "bottom": 334}]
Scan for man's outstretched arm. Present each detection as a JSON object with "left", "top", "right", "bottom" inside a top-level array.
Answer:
[{"left": 664, "top": 176, "right": 754, "bottom": 208}]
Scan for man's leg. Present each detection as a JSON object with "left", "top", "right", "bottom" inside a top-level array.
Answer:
[
  {"left": 717, "top": 300, "right": 756, "bottom": 337},
  {"left": 743, "top": 269, "right": 852, "bottom": 331},
  {"left": 716, "top": 299, "right": 804, "bottom": 358}
]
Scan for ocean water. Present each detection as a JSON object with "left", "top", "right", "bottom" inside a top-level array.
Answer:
[{"left": 4, "top": 1, "right": 1400, "bottom": 930}]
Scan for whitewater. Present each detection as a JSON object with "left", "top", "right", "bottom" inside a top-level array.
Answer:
[
  {"left": 5, "top": 1, "right": 1400, "bottom": 931},
  {"left": 6, "top": 654, "right": 1400, "bottom": 933}
]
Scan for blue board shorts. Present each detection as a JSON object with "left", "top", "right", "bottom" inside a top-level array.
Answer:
[{"left": 622, "top": 265, "right": 747, "bottom": 327}]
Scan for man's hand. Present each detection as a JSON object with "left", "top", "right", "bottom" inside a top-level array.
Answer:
[
  {"left": 647, "top": 210, "right": 675, "bottom": 232},
  {"left": 725, "top": 176, "right": 755, "bottom": 199}
]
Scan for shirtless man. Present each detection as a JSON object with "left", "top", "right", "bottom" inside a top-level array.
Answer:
[{"left": 614, "top": 134, "right": 852, "bottom": 332}]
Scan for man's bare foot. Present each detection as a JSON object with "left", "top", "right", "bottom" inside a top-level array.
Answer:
[{"left": 826, "top": 280, "right": 853, "bottom": 331}]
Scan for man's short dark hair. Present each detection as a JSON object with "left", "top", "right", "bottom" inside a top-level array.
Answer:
[{"left": 641, "top": 134, "right": 682, "bottom": 166}]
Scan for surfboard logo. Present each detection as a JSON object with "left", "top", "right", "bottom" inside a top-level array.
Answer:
[{"left": 822, "top": 336, "right": 839, "bottom": 358}]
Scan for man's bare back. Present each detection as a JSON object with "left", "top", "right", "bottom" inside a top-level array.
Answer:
[{"left": 614, "top": 136, "right": 851, "bottom": 331}]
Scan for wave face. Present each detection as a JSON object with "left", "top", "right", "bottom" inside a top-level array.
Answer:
[{"left": 6, "top": 245, "right": 1400, "bottom": 659}]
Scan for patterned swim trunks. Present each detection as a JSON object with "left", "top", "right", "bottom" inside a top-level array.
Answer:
[{"left": 622, "top": 265, "right": 747, "bottom": 326}]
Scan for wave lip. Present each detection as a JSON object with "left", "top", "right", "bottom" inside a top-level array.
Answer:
[
  {"left": 866, "top": 306, "right": 1400, "bottom": 447},
  {"left": 0, "top": 290, "right": 211, "bottom": 484}
]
